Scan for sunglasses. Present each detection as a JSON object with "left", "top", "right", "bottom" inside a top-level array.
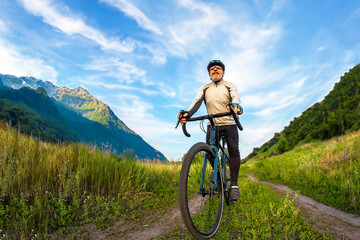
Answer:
[{"left": 209, "top": 65, "right": 223, "bottom": 71}]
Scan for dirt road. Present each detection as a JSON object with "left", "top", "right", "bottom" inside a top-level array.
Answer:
[
  {"left": 53, "top": 176, "right": 360, "bottom": 239},
  {"left": 117, "top": 175, "right": 360, "bottom": 239},
  {"left": 247, "top": 174, "right": 360, "bottom": 240}
]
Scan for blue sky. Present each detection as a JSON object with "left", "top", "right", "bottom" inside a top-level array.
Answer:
[{"left": 0, "top": 0, "right": 359, "bottom": 161}]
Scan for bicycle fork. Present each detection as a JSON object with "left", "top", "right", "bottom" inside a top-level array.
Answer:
[{"left": 199, "top": 127, "right": 221, "bottom": 194}]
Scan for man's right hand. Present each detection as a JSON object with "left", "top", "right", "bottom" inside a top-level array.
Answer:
[{"left": 177, "top": 111, "right": 189, "bottom": 125}]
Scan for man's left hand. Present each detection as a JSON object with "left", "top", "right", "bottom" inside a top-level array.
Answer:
[{"left": 227, "top": 106, "right": 243, "bottom": 115}]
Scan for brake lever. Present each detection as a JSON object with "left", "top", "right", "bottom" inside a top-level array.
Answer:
[
  {"left": 227, "top": 103, "right": 243, "bottom": 131},
  {"left": 175, "top": 110, "right": 186, "bottom": 129},
  {"left": 175, "top": 118, "right": 181, "bottom": 129}
]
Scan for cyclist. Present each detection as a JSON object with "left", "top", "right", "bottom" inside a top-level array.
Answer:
[{"left": 178, "top": 59, "right": 243, "bottom": 201}]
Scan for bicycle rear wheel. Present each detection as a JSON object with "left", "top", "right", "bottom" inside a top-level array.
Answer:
[{"left": 179, "top": 142, "right": 224, "bottom": 239}]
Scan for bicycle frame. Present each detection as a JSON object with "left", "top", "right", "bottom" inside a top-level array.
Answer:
[
  {"left": 199, "top": 125, "right": 219, "bottom": 192},
  {"left": 199, "top": 125, "right": 229, "bottom": 193},
  {"left": 176, "top": 105, "right": 242, "bottom": 195}
]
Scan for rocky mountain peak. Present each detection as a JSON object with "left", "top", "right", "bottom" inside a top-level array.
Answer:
[
  {"left": 75, "top": 87, "right": 91, "bottom": 97},
  {"left": 56, "top": 86, "right": 97, "bottom": 101}
]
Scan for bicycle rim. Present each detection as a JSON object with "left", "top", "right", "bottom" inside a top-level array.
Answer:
[{"left": 179, "top": 142, "right": 223, "bottom": 239}]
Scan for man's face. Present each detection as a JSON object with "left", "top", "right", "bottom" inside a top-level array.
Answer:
[{"left": 209, "top": 65, "right": 224, "bottom": 82}]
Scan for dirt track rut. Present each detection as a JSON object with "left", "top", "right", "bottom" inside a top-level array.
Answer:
[
  {"left": 121, "top": 175, "right": 360, "bottom": 239},
  {"left": 52, "top": 176, "right": 360, "bottom": 239},
  {"left": 247, "top": 174, "right": 360, "bottom": 239}
]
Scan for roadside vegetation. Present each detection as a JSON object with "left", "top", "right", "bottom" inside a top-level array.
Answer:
[
  {"left": 0, "top": 122, "right": 180, "bottom": 239},
  {"left": 245, "top": 130, "right": 360, "bottom": 215}
]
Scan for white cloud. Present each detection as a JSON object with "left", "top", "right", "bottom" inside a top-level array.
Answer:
[
  {"left": 271, "top": 0, "right": 287, "bottom": 12},
  {"left": 162, "top": 0, "right": 228, "bottom": 57},
  {"left": 109, "top": 94, "right": 181, "bottom": 159},
  {"left": 349, "top": 8, "right": 360, "bottom": 19},
  {"left": 78, "top": 77, "right": 158, "bottom": 95},
  {"left": 189, "top": 18, "right": 284, "bottom": 93},
  {"left": 137, "top": 42, "right": 167, "bottom": 65},
  {"left": 220, "top": 47, "right": 289, "bottom": 94},
  {"left": 287, "top": 76, "right": 308, "bottom": 89},
  {"left": 0, "top": 39, "right": 58, "bottom": 83},
  {"left": 241, "top": 74, "right": 308, "bottom": 118},
  {"left": 239, "top": 121, "right": 285, "bottom": 157},
  {"left": 113, "top": 94, "right": 153, "bottom": 118},
  {"left": 267, "top": 0, "right": 287, "bottom": 18},
  {"left": 81, "top": 58, "right": 178, "bottom": 97},
  {"left": 243, "top": 126, "right": 277, "bottom": 146},
  {"left": 19, "top": 0, "right": 135, "bottom": 53},
  {"left": 0, "top": 19, "right": 8, "bottom": 32},
  {"left": 227, "top": 23, "right": 282, "bottom": 49},
  {"left": 82, "top": 57, "right": 147, "bottom": 84},
  {"left": 175, "top": 4, "right": 282, "bottom": 110},
  {"left": 252, "top": 97, "right": 304, "bottom": 117},
  {"left": 317, "top": 46, "right": 325, "bottom": 52},
  {"left": 244, "top": 90, "right": 304, "bottom": 116},
  {"left": 100, "top": 0, "right": 163, "bottom": 35},
  {"left": 157, "top": 82, "right": 176, "bottom": 97}
]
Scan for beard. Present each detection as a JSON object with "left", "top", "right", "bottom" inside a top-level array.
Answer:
[{"left": 210, "top": 73, "right": 223, "bottom": 82}]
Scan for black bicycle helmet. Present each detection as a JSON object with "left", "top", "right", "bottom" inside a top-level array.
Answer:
[{"left": 207, "top": 60, "right": 225, "bottom": 72}]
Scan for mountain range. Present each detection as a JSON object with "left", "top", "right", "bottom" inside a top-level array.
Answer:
[{"left": 0, "top": 74, "right": 167, "bottom": 162}]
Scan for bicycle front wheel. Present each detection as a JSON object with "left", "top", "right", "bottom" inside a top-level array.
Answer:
[{"left": 179, "top": 142, "right": 224, "bottom": 239}]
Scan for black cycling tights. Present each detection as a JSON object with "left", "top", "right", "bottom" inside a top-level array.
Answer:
[{"left": 206, "top": 125, "right": 241, "bottom": 186}]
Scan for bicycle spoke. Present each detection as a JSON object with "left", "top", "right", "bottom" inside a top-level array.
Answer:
[{"left": 179, "top": 143, "right": 223, "bottom": 239}]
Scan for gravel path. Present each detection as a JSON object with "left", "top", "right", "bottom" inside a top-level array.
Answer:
[
  {"left": 50, "top": 176, "right": 360, "bottom": 239},
  {"left": 247, "top": 174, "right": 360, "bottom": 239}
]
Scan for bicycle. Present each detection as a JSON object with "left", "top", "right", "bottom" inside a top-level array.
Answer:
[{"left": 176, "top": 104, "right": 243, "bottom": 239}]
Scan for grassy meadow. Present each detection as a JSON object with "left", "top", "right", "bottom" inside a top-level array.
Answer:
[
  {"left": 245, "top": 130, "right": 360, "bottom": 215},
  {"left": 0, "top": 122, "right": 180, "bottom": 239},
  {"left": 0, "top": 120, "right": 356, "bottom": 239}
]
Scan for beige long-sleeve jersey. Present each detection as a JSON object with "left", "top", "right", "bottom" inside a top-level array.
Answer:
[{"left": 187, "top": 79, "right": 241, "bottom": 126}]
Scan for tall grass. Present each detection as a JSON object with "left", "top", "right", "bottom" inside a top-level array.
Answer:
[
  {"left": 246, "top": 130, "right": 360, "bottom": 214},
  {"left": 0, "top": 122, "right": 180, "bottom": 239}
]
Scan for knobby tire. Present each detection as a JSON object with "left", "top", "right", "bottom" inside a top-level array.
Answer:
[{"left": 178, "top": 142, "right": 224, "bottom": 240}]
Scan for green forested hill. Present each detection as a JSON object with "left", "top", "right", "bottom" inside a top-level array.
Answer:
[
  {"left": 0, "top": 99, "right": 43, "bottom": 138},
  {"left": 0, "top": 87, "right": 78, "bottom": 142},
  {"left": 245, "top": 64, "right": 360, "bottom": 161},
  {"left": 54, "top": 101, "right": 166, "bottom": 160}
]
